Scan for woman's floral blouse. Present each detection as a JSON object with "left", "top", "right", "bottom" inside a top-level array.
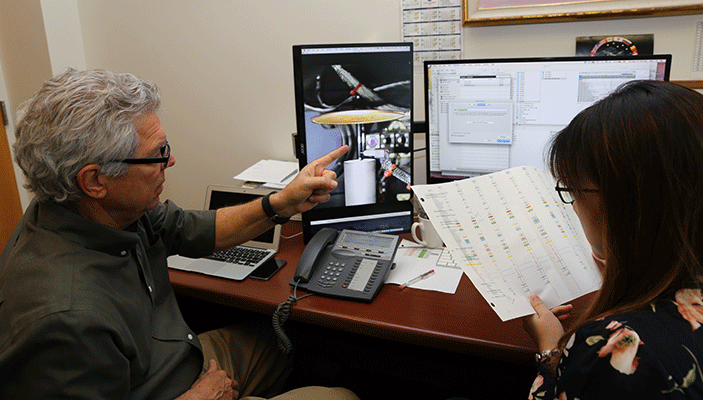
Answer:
[{"left": 529, "top": 288, "right": 703, "bottom": 399}]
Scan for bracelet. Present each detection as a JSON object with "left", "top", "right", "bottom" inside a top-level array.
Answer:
[
  {"left": 261, "top": 192, "right": 290, "bottom": 225},
  {"left": 535, "top": 348, "right": 562, "bottom": 363}
]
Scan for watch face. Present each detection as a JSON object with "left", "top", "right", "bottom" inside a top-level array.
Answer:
[{"left": 590, "top": 37, "right": 638, "bottom": 57}]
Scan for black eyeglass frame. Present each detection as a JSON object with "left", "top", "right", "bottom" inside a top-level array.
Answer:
[
  {"left": 118, "top": 141, "right": 170, "bottom": 168},
  {"left": 554, "top": 183, "right": 599, "bottom": 204}
]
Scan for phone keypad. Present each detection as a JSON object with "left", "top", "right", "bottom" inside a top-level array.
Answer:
[{"left": 318, "top": 261, "right": 346, "bottom": 288}]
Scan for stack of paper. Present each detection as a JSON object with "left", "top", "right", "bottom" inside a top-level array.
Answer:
[{"left": 233, "top": 160, "right": 299, "bottom": 190}]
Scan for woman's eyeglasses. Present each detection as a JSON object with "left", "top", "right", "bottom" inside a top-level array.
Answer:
[{"left": 555, "top": 181, "right": 599, "bottom": 204}]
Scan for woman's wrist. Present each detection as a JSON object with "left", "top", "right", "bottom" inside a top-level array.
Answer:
[{"left": 535, "top": 348, "right": 561, "bottom": 363}]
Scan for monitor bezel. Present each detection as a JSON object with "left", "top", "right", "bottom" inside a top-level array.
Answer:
[
  {"left": 292, "top": 41, "right": 415, "bottom": 243},
  {"left": 423, "top": 54, "right": 673, "bottom": 184}
]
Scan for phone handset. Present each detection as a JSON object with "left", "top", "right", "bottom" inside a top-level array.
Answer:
[
  {"left": 293, "top": 228, "right": 338, "bottom": 283},
  {"left": 276, "top": 228, "right": 337, "bottom": 355}
]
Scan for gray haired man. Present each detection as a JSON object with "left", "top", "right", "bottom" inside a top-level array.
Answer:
[{"left": 0, "top": 68, "right": 356, "bottom": 400}]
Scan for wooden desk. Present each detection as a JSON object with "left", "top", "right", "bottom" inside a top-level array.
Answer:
[{"left": 170, "top": 222, "right": 592, "bottom": 364}]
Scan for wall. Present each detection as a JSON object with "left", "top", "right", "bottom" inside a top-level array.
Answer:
[
  {"left": 463, "top": 14, "right": 700, "bottom": 78},
  {"left": 4, "top": 1, "right": 703, "bottom": 210},
  {"left": 0, "top": 0, "right": 52, "bottom": 208},
  {"left": 73, "top": 1, "right": 414, "bottom": 209}
]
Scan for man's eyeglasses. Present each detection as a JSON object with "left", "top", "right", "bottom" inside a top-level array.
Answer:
[
  {"left": 555, "top": 182, "right": 599, "bottom": 204},
  {"left": 118, "top": 141, "right": 170, "bottom": 168}
]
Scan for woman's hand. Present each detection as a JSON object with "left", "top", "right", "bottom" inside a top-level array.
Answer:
[{"left": 522, "top": 294, "right": 572, "bottom": 352}]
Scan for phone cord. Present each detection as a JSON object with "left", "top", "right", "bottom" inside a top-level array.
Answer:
[{"left": 272, "top": 279, "right": 312, "bottom": 354}]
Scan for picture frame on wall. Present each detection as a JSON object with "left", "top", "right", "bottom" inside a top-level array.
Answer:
[{"left": 463, "top": 0, "right": 703, "bottom": 26}]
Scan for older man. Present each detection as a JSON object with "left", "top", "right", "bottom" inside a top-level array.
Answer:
[{"left": 0, "top": 69, "right": 357, "bottom": 400}]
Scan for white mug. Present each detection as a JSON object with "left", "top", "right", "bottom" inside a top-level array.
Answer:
[{"left": 411, "top": 216, "right": 444, "bottom": 248}]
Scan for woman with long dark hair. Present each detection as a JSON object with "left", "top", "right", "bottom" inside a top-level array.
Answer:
[{"left": 523, "top": 80, "right": 703, "bottom": 399}]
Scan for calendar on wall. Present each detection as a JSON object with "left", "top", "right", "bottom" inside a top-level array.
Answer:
[{"left": 401, "top": 0, "right": 463, "bottom": 73}]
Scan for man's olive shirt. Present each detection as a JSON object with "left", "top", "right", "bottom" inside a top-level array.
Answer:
[{"left": 0, "top": 199, "right": 216, "bottom": 399}]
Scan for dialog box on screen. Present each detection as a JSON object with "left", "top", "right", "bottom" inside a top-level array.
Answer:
[{"left": 448, "top": 101, "right": 513, "bottom": 145}]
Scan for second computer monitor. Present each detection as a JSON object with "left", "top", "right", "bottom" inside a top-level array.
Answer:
[{"left": 424, "top": 55, "right": 672, "bottom": 183}]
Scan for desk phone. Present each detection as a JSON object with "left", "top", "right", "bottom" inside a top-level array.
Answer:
[{"left": 291, "top": 228, "right": 399, "bottom": 302}]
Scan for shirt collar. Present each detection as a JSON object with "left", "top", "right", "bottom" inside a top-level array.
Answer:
[{"left": 33, "top": 200, "right": 141, "bottom": 257}]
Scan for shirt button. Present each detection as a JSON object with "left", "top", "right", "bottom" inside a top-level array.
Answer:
[
  {"left": 120, "top": 250, "right": 127, "bottom": 256},
  {"left": 187, "top": 333, "right": 193, "bottom": 340},
  {"left": 148, "top": 286, "right": 153, "bottom": 293}
]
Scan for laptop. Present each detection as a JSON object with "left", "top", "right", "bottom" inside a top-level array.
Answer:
[{"left": 167, "top": 185, "right": 281, "bottom": 281}]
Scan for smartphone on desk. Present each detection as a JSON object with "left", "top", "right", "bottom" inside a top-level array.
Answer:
[
  {"left": 290, "top": 228, "right": 399, "bottom": 302},
  {"left": 250, "top": 259, "right": 287, "bottom": 280}
]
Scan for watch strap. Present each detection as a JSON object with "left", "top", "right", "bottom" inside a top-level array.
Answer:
[
  {"left": 261, "top": 192, "right": 290, "bottom": 224},
  {"left": 535, "top": 348, "right": 561, "bottom": 363}
]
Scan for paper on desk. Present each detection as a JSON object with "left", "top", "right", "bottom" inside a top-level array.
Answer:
[
  {"left": 412, "top": 166, "right": 601, "bottom": 321},
  {"left": 233, "top": 160, "right": 298, "bottom": 186},
  {"left": 385, "top": 239, "right": 463, "bottom": 294},
  {"left": 261, "top": 173, "right": 296, "bottom": 190}
]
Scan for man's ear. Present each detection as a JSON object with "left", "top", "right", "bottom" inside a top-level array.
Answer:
[{"left": 76, "top": 164, "right": 108, "bottom": 199}]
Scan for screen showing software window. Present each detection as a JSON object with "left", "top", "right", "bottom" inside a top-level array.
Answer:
[{"left": 424, "top": 55, "right": 671, "bottom": 183}]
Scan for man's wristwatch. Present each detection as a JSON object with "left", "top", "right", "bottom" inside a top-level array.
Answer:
[
  {"left": 535, "top": 348, "right": 562, "bottom": 363},
  {"left": 261, "top": 192, "right": 290, "bottom": 224}
]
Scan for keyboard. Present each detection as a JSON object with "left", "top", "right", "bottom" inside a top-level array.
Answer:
[{"left": 207, "top": 246, "right": 275, "bottom": 267}]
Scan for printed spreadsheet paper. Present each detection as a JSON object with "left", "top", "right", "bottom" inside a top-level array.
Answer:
[{"left": 411, "top": 166, "right": 601, "bottom": 321}]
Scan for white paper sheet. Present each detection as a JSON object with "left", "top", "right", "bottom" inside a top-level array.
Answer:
[
  {"left": 385, "top": 240, "right": 463, "bottom": 294},
  {"left": 233, "top": 160, "right": 298, "bottom": 185},
  {"left": 411, "top": 166, "right": 601, "bottom": 321}
]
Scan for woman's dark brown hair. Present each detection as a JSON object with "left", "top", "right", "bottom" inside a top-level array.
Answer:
[{"left": 548, "top": 80, "right": 703, "bottom": 346}]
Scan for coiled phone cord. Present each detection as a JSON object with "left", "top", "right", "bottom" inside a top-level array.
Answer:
[{"left": 272, "top": 279, "right": 312, "bottom": 354}]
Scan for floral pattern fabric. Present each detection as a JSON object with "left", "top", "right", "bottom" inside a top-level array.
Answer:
[{"left": 529, "top": 289, "right": 703, "bottom": 399}]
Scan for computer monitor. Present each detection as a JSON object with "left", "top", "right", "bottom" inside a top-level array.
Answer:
[
  {"left": 292, "top": 42, "right": 414, "bottom": 243},
  {"left": 424, "top": 55, "right": 672, "bottom": 183}
]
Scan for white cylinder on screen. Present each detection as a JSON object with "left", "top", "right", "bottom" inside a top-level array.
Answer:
[{"left": 343, "top": 158, "right": 376, "bottom": 206}]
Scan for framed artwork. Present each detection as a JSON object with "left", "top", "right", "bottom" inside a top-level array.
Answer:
[{"left": 463, "top": 0, "right": 703, "bottom": 26}]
